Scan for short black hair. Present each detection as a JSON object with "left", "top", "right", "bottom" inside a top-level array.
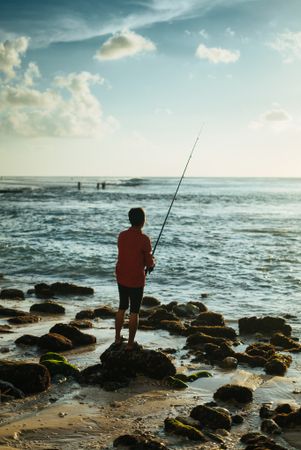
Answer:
[{"left": 128, "top": 208, "right": 145, "bottom": 226}]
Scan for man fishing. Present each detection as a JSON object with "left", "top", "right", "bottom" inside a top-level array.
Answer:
[{"left": 115, "top": 207, "right": 155, "bottom": 350}]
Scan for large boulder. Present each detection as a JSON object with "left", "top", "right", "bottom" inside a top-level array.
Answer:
[
  {"left": 147, "top": 309, "right": 179, "bottom": 325},
  {"left": 38, "top": 333, "right": 74, "bottom": 351},
  {"left": 142, "top": 296, "right": 161, "bottom": 307},
  {"left": 164, "top": 418, "right": 206, "bottom": 441},
  {"left": 30, "top": 301, "right": 65, "bottom": 315},
  {"left": 238, "top": 316, "right": 291, "bottom": 336},
  {"left": 75, "top": 309, "right": 95, "bottom": 320},
  {"left": 0, "top": 306, "right": 29, "bottom": 317},
  {"left": 49, "top": 323, "right": 96, "bottom": 347},
  {"left": 8, "top": 315, "right": 40, "bottom": 324},
  {"left": 186, "top": 325, "right": 237, "bottom": 340},
  {"left": 0, "top": 288, "right": 25, "bottom": 300},
  {"left": 190, "top": 404, "right": 232, "bottom": 430},
  {"left": 15, "top": 334, "right": 39, "bottom": 346},
  {"left": 270, "top": 333, "right": 301, "bottom": 352},
  {"left": 113, "top": 434, "right": 169, "bottom": 450},
  {"left": 100, "top": 342, "right": 176, "bottom": 380},
  {"left": 0, "top": 360, "right": 50, "bottom": 395},
  {"left": 214, "top": 384, "right": 253, "bottom": 403},
  {"left": 94, "top": 305, "right": 116, "bottom": 318},
  {"left": 172, "top": 303, "right": 200, "bottom": 318},
  {"left": 191, "top": 311, "right": 225, "bottom": 327},
  {"left": 35, "top": 282, "right": 94, "bottom": 298}
]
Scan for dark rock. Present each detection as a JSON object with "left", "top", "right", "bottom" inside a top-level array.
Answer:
[
  {"left": 236, "top": 352, "right": 267, "bottom": 367},
  {"left": 30, "top": 301, "right": 65, "bottom": 315},
  {"left": 38, "top": 333, "right": 73, "bottom": 351},
  {"left": 273, "top": 408, "right": 301, "bottom": 428},
  {"left": 190, "top": 404, "right": 232, "bottom": 430},
  {"left": 147, "top": 309, "right": 179, "bottom": 325},
  {"left": 142, "top": 296, "right": 161, "bottom": 307},
  {"left": 0, "top": 325, "right": 14, "bottom": 333},
  {"left": 241, "top": 432, "right": 288, "bottom": 449},
  {"left": 172, "top": 303, "right": 200, "bottom": 318},
  {"left": 80, "top": 363, "right": 104, "bottom": 385},
  {"left": 238, "top": 316, "right": 291, "bottom": 336},
  {"left": 164, "top": 417, "right": 206, "bottom": 441},
  {"left": 260, "top": 404, "right": 274, "bottom": 418},
  {"left": 188, "top": 301, "right": 208, "bottom": 312},
  {"left": 274, "top": 404, "right": 294, "bottom": 415},
  {"left": 0, "top": 288, "right": 25, "bottom": 300},
  {"left": 246, "top": 342, "right": 275, "bottom": 359},
  {"left": 270, "top": 333, "right": 301, "bottom": 351},
  {"left": 214, "top": 384, "right": 253, "bottom": 403},
  {"left": 75, "top": 309, "right": 95, "bottom": 320},
  {"left": 0, "top": 360, "right": 50, "bottom": 395},
  {"left": 191, "top": 311, "right": 225, "bottom": 327},
  {"left": 15, "top": 334, "right": 39, "bottom": 346},
  {"left": 94, "top": 305, "right": 116, "bottom": 318},
  {"left": 186, "top": 325, "right": 237, "bottom": 339},
  {"left": 100, "top": 342, "right": 176, "bottom": 380},
  {"left": 222, "top": 356, "right": 238, "bottom": 369},
  {"left": 204, "top": 342, "right": 236, "bottom": 361},
  {"left": 0, "top": 306, "right": 29, "bottom": 317},
  {"left": 35, "top": 282, "right": 94, "bottom": 298},
  {"left": 261, "top": 418, "right": 282, "bottom": 434},
  {"left": 159, "top": 320, "right": 187, "bottom": 335},
  {"left": 49, "top": 323, "right": 96, "bottom": 347},
  {"left": 27, "top": 288, "right": 35, "bottom": 295},
  {"left": 186, "top": 332, "right": 230, "bottom": 348},
  {"left": 69, "top": 319, "right": 93, "bottom": 329},
  {"left": 231, "top": 414, "right": 244, "bottom": 424},
  {"left": 113, "top": 434, "right": 169, "bottom": 450},
  {"left": 264, "top": 354, "right": 292, "bottom": 376},
  {"left": 8, "top": 315, "right": 40, "bottom": 324},
  {"left": 0, "top": 380, "right": 25, "bottom": 401}
]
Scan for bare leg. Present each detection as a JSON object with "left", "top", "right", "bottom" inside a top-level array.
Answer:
[
  {"left": 127, "top": 313, "right": 139, "bottom": 349},
  {"left": 115, "top": 309, "right": 126, "bottom": 343}
]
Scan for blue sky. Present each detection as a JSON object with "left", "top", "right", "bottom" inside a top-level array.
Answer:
[{"left": 0, "top": 0, "right": 300, "bottom": 176}]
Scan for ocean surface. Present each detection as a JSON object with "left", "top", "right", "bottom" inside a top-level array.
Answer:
[{"left": 1, "top": 176, "right": 301, "bottom": 333}]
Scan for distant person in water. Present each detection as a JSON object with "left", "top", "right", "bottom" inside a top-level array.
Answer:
[{"left": 115, "top": 207, "right": 155, "bottom": 350}]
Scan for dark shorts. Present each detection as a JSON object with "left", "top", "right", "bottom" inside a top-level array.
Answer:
[{"left": 118, "top": 284, "right": 144, "bottom": 314}]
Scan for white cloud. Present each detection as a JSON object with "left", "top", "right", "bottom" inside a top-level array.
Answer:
[
  {"left": 0, "top": 37, "right": 118, "bottom": 138},
  {"left": 249, "top": 107, "right": 293, "bottom": 131},
  {"left": 95, "top": 30, "right": 156, "bottom": 61},
  {"left": 24, "top": 62, "right": 40, "bottom": 86},
  {"left": 195, "top": 43, "right": 240, "bottom": 63},
  {"left": 199, "top": 29, "right": 209, "bottom": 39},
  {"left": 225, "top": 27, "right": 235, "bottom": 37},
  {"left": 0, "top": 36, "right": 29, "bottom": 79},
  {"left": 268, "top": 30, "right": 301, "bottom": 63}
]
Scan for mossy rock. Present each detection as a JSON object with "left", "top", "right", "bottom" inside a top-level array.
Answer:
[
  {"left": 39, "top": 352, "right": 79, "bottom": 378},
  {"left": 164, "top": 417, "right": 206, "bottom": 441},
  {"left": 175, "top": 371, "right": 212, "bottom": 382},
  {"left": 40, "top": 352, "right": 67, "bottom": 364},
  {"left": 166, "top": 376, "right": 188, "bottom": 389}
]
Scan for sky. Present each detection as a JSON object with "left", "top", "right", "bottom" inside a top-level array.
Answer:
[{"left": 0, "top": 0, "right": 301, "bottom": 177}]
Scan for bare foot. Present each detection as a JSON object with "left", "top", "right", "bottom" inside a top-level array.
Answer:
[{"left": 114, "top": 336, "right": 124, "bottom": 345}]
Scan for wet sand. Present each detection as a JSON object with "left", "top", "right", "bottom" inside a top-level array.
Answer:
[{"left": 1, "top": 296, "right": 301, "bottom": 449}]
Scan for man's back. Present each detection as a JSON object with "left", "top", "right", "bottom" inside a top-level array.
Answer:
[{"left": 116, "top": 227, "right": 153, "bottom": 288}]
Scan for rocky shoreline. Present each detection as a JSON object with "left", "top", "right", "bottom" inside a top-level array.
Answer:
[{"left": 1, "top": 283, "right": 301, "bottom": 449}]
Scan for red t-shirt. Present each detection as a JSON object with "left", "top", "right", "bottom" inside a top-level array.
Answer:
[{"left": 115, "top": 227, "right": 154, "bottom": 288}]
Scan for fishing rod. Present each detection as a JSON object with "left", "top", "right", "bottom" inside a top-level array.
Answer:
[{"left": 152, "top": 124, "right": 204, "bottom": 258}]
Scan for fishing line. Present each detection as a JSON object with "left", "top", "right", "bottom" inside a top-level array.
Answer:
[{"left": 152, "top": 123, "right": 205, "bottom": 258}]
